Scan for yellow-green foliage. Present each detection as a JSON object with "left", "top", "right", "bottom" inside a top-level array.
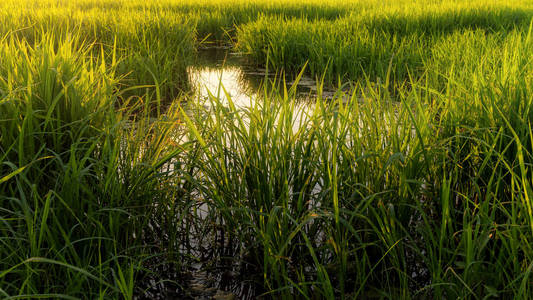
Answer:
[
  {"left": 1, "top": 0, "right": 531, "bottom": 90},
  {"left": 0, "top": 0, "right": 196, "bottom": 99},
  {"left": 237, "top": 0, "right": 533, "bottom": 83},
  {"left": 1, "top": 1, "right": 533, "bottom": 299}
]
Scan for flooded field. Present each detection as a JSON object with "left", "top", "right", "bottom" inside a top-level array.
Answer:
[{"left": 1, "top": 0, "right": 533, "bottom": 299}]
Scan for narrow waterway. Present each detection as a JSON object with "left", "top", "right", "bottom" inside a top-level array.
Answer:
[{"left": 187, "top": 48, "right": 340, "bottom": 108}]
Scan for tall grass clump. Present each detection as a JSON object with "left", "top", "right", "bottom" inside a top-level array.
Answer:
[
  {"left": 0, "top": 4, "right": 196, "bottom": 101},
  {"left": 237, "top": 2, "right": 533, "bottom": 86},
  {"left": 0, "top": 32, "right": 190, "bottom": 298},
  {"left": 180, "top": 21, "right": 533, "bottom": 297},
  {"left": 179, "top": 71, "right": 440, "bottom": 297}
]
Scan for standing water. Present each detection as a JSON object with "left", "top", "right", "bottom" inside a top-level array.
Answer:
[{"left": 187, "top": 48, "right": 340, "bottom": 108}]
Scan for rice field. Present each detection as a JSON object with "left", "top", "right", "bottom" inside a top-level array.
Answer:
[{"left": 1, "top": 0, "right": 533, "bottom": 299}]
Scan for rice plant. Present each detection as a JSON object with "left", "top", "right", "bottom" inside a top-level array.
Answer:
[{"left": 1, "top": 0, "right": 532, "bottom": 298}]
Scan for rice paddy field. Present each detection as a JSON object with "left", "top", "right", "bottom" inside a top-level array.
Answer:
[{"left": 1, "top": 0, "right": 533, "bottom": 298}]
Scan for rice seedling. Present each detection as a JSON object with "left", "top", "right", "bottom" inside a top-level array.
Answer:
[{"left": 1, "top": 0, "right": 532, "bottom": 298}]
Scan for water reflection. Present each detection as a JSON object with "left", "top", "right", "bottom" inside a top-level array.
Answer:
[
  {"left": 187, "top": 48, "right": 333, "bottom": 108},
  {"left": 188, "top": 64, "right": 257, "bottom": 107}
]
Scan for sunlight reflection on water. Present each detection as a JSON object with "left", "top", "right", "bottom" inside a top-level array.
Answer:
[
  {"left": 188, "top": 65, "right": 258, "bottom": 107},
  {"left": 186, "top": 48, "right": 335, "bottom": 109}
]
